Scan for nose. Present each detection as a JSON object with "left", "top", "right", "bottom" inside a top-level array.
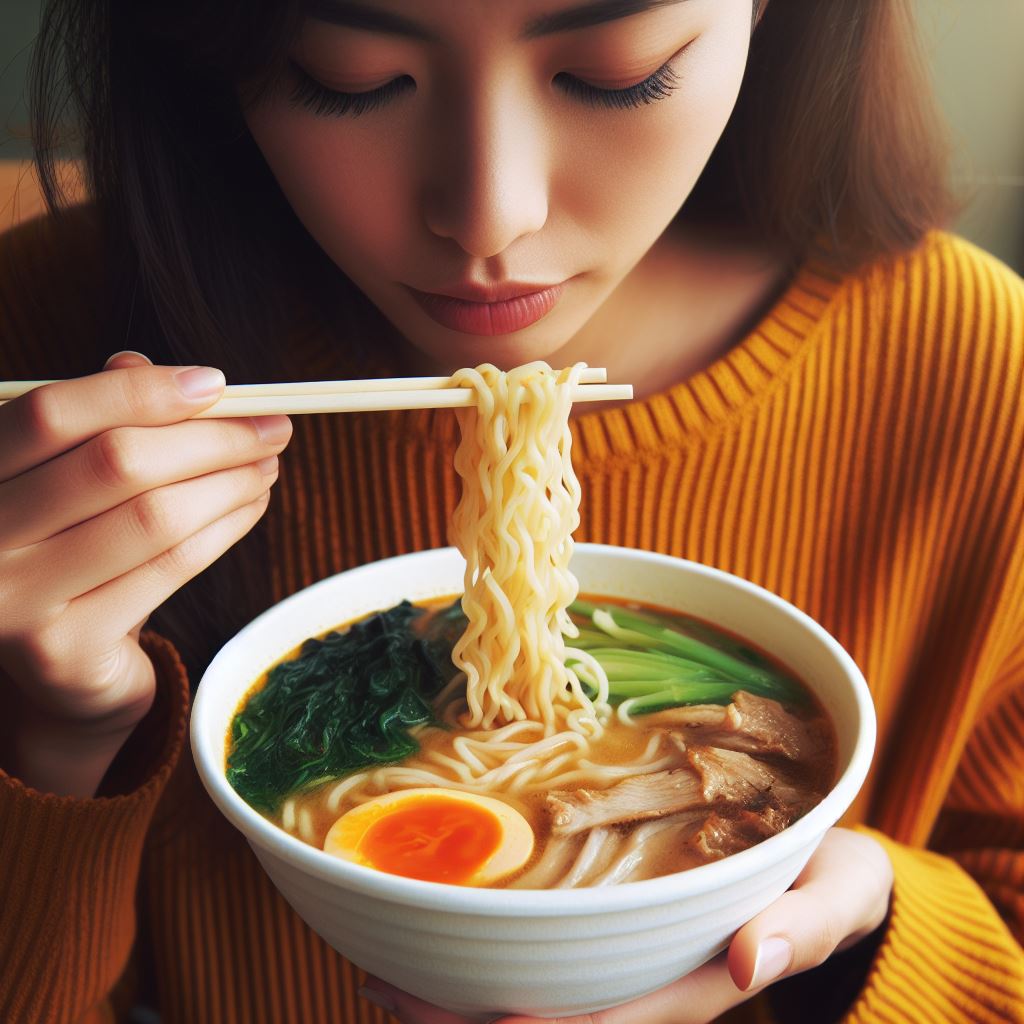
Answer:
[{"left": 421, "top": 79, "right": 549, "bottom": 259}]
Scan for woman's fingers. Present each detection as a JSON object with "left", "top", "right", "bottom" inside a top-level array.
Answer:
[
  {"left": 8, "top": 459, "right": 279, "bottom": 611},
  {"left": 500, "top": 830, "right": 892, "bottom": 1024},
  {"left": 368, "top": 829, "right": 895, "bottom": 1024},
  {"left": 0, "top": 415, "right": 292, "bottom": 548},
  {"left": 68, "top": 493, "right": 272, "bottom": 668},
  {"left": 6, "top": 472, "right": 276, "bottom": 718},
  {"left": 727, "top": 828, "right": 893, "bottom": 991},
  {"left": 13, "top": 493, "right": 273, "bottom": 719},
  {"left": 363, "top": 956, "right": 741, "bottom": 1024},
  {"left": 0, "top": 361, "right": 226, "bottom": 482},
  {"left": 104, "top": 350, "right": 153, "bottom": 370},
  {"left": 498, "top": 955, "right": 742, "bottom": 1024},
  {"left": 358, "top": 981, "right": 484, "bottom": 1024}
]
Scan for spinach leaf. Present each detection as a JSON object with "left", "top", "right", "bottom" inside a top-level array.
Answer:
[{"left": 226, "top": 601, "right": 455, "bottom": 812}]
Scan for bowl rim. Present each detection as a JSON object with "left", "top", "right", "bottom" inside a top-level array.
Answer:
[{"left": 191, "top": 543, "right": 876, "bottom": 915}]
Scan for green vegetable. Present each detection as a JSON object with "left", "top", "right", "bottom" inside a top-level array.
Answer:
[
  {"left": 227, "top": 595, "right": 803, "bottom": 812},
  {"left": 568, "top": 600, "right": 802, "bottom": 710},
  {"left": 617, "top": 684, "right": 742, "bottom": 715},
  {"left": 567, "top": 647, "right": 735, "bottom": 680},
  {"left": 226, "top": 601, "right": 454, "bottom": 812}
]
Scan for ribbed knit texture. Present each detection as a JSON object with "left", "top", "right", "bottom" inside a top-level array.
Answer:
[{"left": 1, "top": 211, "right": 1022, "bottom": 1023}]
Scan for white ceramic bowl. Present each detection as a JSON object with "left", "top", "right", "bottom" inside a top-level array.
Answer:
[{"left": 191, "top": 544, "right": 875, "bottom": 1020}]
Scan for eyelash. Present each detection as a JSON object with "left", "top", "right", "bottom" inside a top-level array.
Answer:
[
  {"left": 287, "top": 57, "right": 681, "bottom": 119},
  {"left": 288, "top": 63, "right": 415, "bottom": 117},
  {"left": 553, "top": 61, "right": 679, "bottom": 110}
]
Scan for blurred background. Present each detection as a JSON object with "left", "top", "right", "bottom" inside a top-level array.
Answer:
[{"left": 1, "top": 0, "right": 1023, "bottom": 273}]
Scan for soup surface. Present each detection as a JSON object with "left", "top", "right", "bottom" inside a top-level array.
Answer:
[{"left": 227, "top": 596, "right": 836, "bottom": 888}]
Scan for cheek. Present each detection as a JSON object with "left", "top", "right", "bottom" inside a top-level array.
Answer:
[{"left": 245, "top": 104, "right": 411, "bottom": 275}]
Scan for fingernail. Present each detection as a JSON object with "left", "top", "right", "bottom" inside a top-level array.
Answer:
[
  {"left": 256, "top": 455, "right": 279, "bottom": 476},
  {"left": 174, "top": 365, "right": 225, "bottom": 399},
  {"left": 104, "top": 349, "right": 152, "bottom": 368},
  {"left": 358, "top": 985, "right": 396, "bottom": 1013},
  {"left": 750, "top": 936, "right": 793, "bottom": 989},
  {"left": 252, "top": 415, "right": 292, "bottom": 444}
]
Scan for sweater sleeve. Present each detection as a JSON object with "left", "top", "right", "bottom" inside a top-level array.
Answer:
[
  {"left": 838, "top": 822, "right": 1024, "bottom": 1023},
  {"left": 0, "top": 632, "right": 191, "bottom": 1024}
]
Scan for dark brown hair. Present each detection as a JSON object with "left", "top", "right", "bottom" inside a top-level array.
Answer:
[
  {"left": 689, "top": 0, "right": 954, "bottom": 257},
  {"left": 28, "top": 0, "right": 954, "bottom": 677}
]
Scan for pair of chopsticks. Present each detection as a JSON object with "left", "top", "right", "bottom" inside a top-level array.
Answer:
[{"left": 0, "top": 369, "right": 632, "bottom": 417}]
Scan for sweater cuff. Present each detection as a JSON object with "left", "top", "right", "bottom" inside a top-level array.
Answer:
[
  {"left": 0, "top": 633, "right": 190, "bottom": 1019},
  {"left": 840, "top": 826, "right": 1024, "bottom": 1023}
]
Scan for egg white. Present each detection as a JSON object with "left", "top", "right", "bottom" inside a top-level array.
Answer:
[{"left": 323, "top": 787, "right": 535, "bottom": 886}]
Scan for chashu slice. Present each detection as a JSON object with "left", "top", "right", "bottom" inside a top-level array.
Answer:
[
  {"left": 643, "top": 690, "right": 822, "bottom": 762},
  {"left": 693, "top": 804, "right": 793, "bottom": 860},
  {"left": 546, "top": 745, "right": 778, "bottom": 837}
]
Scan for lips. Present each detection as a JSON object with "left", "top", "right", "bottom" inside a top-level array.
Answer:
[{"left": 407, "top": 282, "right": 565, "bottom": 335}]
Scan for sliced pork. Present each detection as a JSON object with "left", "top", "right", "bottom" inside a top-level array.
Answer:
[
  {"left": 644, "top": 690, "right": 822, "bottom": 761},
  {"left": 546, "top": 745, "right": 782, "bottom": 836},
  {"left": 687, "top": 745, "right": 776, "bottom": 801},
  {"left": 546, "top": 769, "right": 706, "bottom": 837},
  {"left": 693, "top": 804, "right": 792, "bottom": 860}
]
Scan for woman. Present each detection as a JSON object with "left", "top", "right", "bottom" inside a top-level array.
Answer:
[{"left": 0, "top": 1, "right": 1021, "bottom": 1022}]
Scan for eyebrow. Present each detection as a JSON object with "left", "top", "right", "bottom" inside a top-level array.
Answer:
[
  {"left": 304, "top": 0, "right": 689, "bottom": 41},
  {"left": 524, "top": 0, "right": 688, "bottom": 38}
]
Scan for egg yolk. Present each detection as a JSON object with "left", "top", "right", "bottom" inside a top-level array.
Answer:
[{"left": 357, "top": 794, "right": 503, "bottom": 884}]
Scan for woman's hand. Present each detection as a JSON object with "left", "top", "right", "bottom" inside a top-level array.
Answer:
[
  {"left": 360, "top": 828, "right": 893, "bottom": 1024},
  {"left": 0, "top": 351, "right": 292, "bottom": 797}
]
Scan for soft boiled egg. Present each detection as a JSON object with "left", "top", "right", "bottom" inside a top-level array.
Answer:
[{"left": 323, "top": 787, "right": 534, "bottom": 886}]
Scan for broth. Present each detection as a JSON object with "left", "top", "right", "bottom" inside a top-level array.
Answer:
[{"left": 228, "top": 595, "right": 836, "bottom": 888}]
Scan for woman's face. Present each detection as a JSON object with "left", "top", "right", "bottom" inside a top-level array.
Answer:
[{"left": 245, "top": 0, "right": 754, "bottom": 370}]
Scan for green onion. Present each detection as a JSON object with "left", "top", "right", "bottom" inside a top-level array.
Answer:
[
  {"left": 569, "top": 648, "right": 729, "bottom": 679},
  {"left": 571, "top": 601, "right": 794, "bottom": 692},
  {"left": 569, "top": 600, "right": 802, "bottom": 708},
  {"left": 622, "top": 684, "right": 741, "bottom": 714}
]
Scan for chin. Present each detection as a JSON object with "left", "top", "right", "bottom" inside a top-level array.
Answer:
[{"left": 424, "top": 335, "right": 569, "bottom": 371}]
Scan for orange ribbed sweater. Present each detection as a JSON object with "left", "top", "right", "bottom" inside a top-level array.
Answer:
[{"left": 0, "top": 211, "right": 1022, "bottom": 1024}]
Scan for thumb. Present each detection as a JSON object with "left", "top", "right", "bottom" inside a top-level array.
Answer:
[
  {"left": 727, "top": 828, "right": 893, "bottom": 992},
  {"left": 103, "top": 349, "right": 153, "bottom": 370}
]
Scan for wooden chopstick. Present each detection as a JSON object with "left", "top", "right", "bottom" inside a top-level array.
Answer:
[
  {"left": 0, "top": 369, "right": 632, "bottom": 416},
  {"left": 188, "top": 384, "right": 631, "bottom": 417},
  {"left": 223, "top": 367, "right": 608, "bottom": 395},
  {"left": 0, "top": 367, "right": 608, "bottom": 402}
]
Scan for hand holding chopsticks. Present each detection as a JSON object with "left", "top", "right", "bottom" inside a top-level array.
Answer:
[{"left": 0, "top": 368, "right": 632, "bottom": 416}]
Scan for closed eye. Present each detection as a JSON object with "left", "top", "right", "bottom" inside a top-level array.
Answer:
[
  {"left": 554, "top": 60, "right": 680, "bottom": 110},
  {"left": 287, "top": 60, "right": 415, "bottom": 117},
  {"left": 286, "top": 45, "right": 688, "bottom": 120}
]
